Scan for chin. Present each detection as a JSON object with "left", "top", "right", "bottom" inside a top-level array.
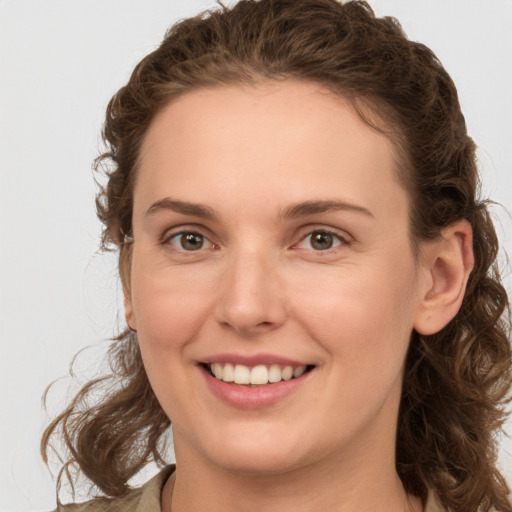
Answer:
[
  {"left": 209, "top": 448, "right": 307, "bottom": 477},
  {"left": 196, "top": 424, "right": 319, "bottom": 477}
]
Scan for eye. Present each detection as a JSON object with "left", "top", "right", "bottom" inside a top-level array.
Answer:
[
  {"left": 296, "top": 230, "right": 346, "bottom": 251},
  {"left": 166, "top": 231, "right": 212, "bottom": 251}
]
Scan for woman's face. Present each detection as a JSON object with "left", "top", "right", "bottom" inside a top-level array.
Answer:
[{"left": 126, "top": 80, "right": 431, "bottom": 476}]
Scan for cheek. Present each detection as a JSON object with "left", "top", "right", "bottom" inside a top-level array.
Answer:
[
  {"left": 129, "top": 262, "right": 220, "bottom": 419},
  {"left": 130, "top": 261, "right": 217, "bottom": 350},
  {"left": 290, "top": 261, "right": 418, "bottom": 378}
]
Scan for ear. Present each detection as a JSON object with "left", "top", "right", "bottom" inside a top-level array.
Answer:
[
  {"left": 123, "top": 288, "right": 137, "bottom": 332},
  {"left": 414, "top": 219, "right": 474, "bottom": 335},
  {"left": 119, "top": 249, "right": 137, "bottom": 331}
]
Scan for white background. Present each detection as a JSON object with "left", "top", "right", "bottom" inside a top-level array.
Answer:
[{"left": 1, "top": 1, "right": 511, "bottom": 510}]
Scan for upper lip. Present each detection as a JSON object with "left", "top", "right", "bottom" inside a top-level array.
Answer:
[{"left": 201, "top": 353, "right": 310, "bottom": 367}]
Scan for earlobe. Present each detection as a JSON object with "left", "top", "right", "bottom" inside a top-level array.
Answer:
[{"left": 414, "top": 220, "right": 474, "bottom": 335}]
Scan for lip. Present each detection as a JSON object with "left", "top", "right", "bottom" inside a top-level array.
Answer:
[{"left": 199, "top": 363, "right": 313, "bottom": 409}]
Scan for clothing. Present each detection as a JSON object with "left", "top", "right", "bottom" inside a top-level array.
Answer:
[
  {"left": 57, "top": 465, "right": 444, "bottom": 511},
  {"left": 57, "top": 466, "right": 175, "bottom": 512}
]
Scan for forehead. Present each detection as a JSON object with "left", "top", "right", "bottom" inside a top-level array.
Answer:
[
  {"left": 142, "top": 80, "right": 396, "bottom": 159},
  {"left": 135, "top": 80, "right": 407, "bottom": 222}
]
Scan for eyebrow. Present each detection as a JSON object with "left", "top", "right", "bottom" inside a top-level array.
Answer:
[
  {"left": 280, "top": 200, "right": 374, "bottom": 219},
  {"left": 145, "top": 197, "right": 373, "bottom": 220},
  {"left": 145, "top": 198, "right": 218, "bottom": 219}
]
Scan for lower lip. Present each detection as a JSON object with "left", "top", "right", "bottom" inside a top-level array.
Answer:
[{"left": 200, "top": 366, "right": 312, "bottom": 409}]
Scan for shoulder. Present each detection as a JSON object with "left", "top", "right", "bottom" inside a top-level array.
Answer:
[{"left": 56, "top": 466, "right": 175, "bottom": 512}]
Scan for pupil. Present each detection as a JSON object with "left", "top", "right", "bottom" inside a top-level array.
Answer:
[
  {"left": 311, "top": 232, "right": 333, "bottom": 250},
  {"left": 181, "top": 233, "right": 203, "bottom": 250}
]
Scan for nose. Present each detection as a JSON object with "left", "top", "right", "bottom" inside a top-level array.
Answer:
[{"left": 214, "top": 250, "right": 287, "bottom": 337}]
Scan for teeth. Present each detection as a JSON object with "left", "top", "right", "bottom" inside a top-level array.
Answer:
[
  {"left": 268, "top": 364, "right": 282, "bottom": 383},
  {"left": 234, "top": 364, "right": 250, "bottom": 384},
  {"left": 212, "top": 362, "right": 223, "bottom": 379},
  {"left": 223, "top": 363, "right": 234, "bottom": 382},
  {"left": 293, "top": 366, "right": 306, "bottom": 378},
  {"left": 250, "top": 365, "right": 268, "bottom": 385},
  {"left": 281, "top": 366, "right": 293, "bottom": 381},
  {"left": 208, "top": 363, "right": 308, "bottom": 385}
]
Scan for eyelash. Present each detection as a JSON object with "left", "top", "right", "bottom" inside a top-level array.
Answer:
[
  {"left": 161, "top": 227, "right": 351, "bottom": 255},
  {"left": 293, "top": 229, "right": 350, "bottom": 252},
  {"left": 162, "top": 230, "right": 218, "bottom": 253}
]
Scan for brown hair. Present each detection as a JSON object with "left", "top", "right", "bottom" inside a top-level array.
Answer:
[{"left": 42, "top": 1, "right": 512, "bottom": 510}]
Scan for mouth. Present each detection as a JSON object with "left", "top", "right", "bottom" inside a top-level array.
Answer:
[{"left": 201, "top": 362, "right": 315, "bottom": 386}]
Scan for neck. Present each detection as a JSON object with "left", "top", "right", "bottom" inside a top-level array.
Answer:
[{"left": 163, "top": 435, "right": 422, "bottom": 512}]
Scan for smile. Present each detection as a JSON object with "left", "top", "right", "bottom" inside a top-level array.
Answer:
[
  {"left": 200, "top": 359, "right": 315, "bottom": 409},
  {"left": 205, "top": 363, "right": 310, "bottom": 385}
]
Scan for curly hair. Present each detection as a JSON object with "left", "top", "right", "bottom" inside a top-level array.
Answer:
[{"left": 41, "top": 1, "right": 512, "bottom": 510}]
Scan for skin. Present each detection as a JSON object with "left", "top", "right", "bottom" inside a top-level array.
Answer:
[{"left": 124, "top": 80, "right": 473, "bottom": 512}]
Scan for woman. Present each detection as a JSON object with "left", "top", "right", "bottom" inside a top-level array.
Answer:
[{"left": 42, "top": 0, "right": 512, "bottom": 510}]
